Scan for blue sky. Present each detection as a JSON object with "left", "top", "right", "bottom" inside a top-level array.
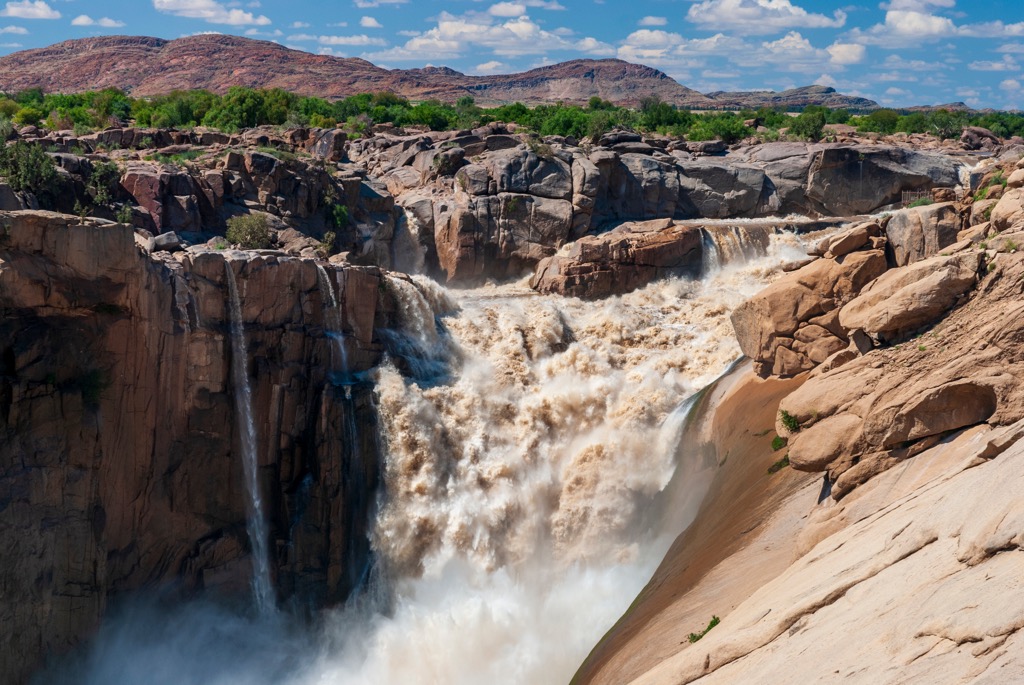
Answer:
[{"left": 1, "top": 0, "right": 1024, "bottom": 109}]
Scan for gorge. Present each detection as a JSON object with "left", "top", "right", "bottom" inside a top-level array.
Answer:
[{"left": 3, "top": 115, "right": 1024, "bottom": 685}]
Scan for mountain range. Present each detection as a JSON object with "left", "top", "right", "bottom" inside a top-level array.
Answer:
[{"left": 0, "top": 34, "right": 879, "bottom": 111}]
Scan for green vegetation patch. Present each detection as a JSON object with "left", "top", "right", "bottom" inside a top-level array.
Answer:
[{"left": 688, "top": 616, "right": 721, "bottom": 644}]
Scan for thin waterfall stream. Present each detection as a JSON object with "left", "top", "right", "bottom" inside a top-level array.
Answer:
[{"left": 225, "top": 261, "right": 274, "bottom": 615}]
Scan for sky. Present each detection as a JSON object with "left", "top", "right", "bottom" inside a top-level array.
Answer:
[{"left": 1, "top": 0, "right": 1024, "bottom": 109}]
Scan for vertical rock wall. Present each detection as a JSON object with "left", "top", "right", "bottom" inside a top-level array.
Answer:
[{"left": 0, "top": 211, "right": 384, "bottom": 683}]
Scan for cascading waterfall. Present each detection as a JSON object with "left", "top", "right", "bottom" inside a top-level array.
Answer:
[
  {"left": 50, "top": 229, "right": 818, "bottom": 685},
  {"left": 225, "top": 261, "right": 274, "bottom": 615}
]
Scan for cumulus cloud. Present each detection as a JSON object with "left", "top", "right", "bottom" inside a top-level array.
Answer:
[
  {"left": 0, "top": 23, "right": 27, "bottom": 32},
  {"left": 638, "top": 16, "right": 666, "bottom": 27},
  {"left": 827, "top": 42, "right": 866, "bottom": 65},
  {"left": 0, "top": 1, "right": 59, "bottom": 20},
  {"left": 365, "top": 10, "right": 590, "bottom": 61},
  {"left": 152, "top": 0, "right": 270, "bottom": 25},
  {"left": 969, "top": 55, "right": 1019, "bottom": 72},
  {"left": 489, "top": 2, "right": 525, "bottom": 17},
  {"left": 71, "top": 15, "right": 126, "bottom": 27},
  {"left": 353, "top": 0, "right": 406, "bottom": 7},
  {"left": 686, "top": 0, "right": 845, "bottom": 35},
  {"left": 360, "top": 16, "right": 382, "bottom": 28},
  {"left": 474, "top": 59, "right": 508, "bottom": 74}
]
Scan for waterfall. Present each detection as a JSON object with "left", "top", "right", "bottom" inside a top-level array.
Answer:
[
  {"left": 700, "top": 227, "right": 722, "bottom": 275},
  {"left": 50, "top": 232, "right": 820, "bottom": 685},
  {"left": 224, "top": 261, "right": 274, "bottom": 615},
  {"left": 316, "top": 264, "right": 352, "bottom": 383}
]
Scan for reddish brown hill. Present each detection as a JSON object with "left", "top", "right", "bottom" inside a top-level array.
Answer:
[
  {"left": 0, "top": 34, "right": 879, "bottom": 110},
  {"left": 0, "top": 34, "right": 717, "bottom": 107}
]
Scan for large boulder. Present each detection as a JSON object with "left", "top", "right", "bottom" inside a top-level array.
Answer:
[
  {"left": 804, "top": 146, "right": 963, "bottom": 215},
  {"left": 731, "top": 249, "right": 888, "bottom": 377},
  {"left": 530, "top": 219, "right": 703, "bottom": 299},
  {"left": 482, "top": 148, "right": 572, "bottom": 201},
  {"left": 434, "top": 192, "right": 573, "bottom": 282},
  {"left": 677, "top": 160, "right": 768, "bottom": 219},
  {"left": 839, "top": 252, "right": 982, "bottom": 342},
  {"left": 591, "top": 151, "right": 682, "bottom": 225},
  {"left": 885, "top": 201, "right": 962, "bottom": 266},
  {"left": 990, "top": 187, "right": 1024, "bottom": 231}
]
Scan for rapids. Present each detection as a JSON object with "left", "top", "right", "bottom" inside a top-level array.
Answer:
[{"left": 38, "top": 226, "right": 815, "bottom": 685}]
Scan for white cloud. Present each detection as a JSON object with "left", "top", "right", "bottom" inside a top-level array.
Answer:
[
  {"left": 0, "top": 1, "right": 59, "bottom": 20},
  {"left": 152, "top": 0, "right": 270, "bottom": 26},
  {"left": 365, "top": 11, "right": 580, "bottom": 61},
  {"left": 71, "top": 15, "right": 125, "bottom": 27},
  {"left": 489, "top": 2, "right": 525, "bottom": 17},
  {"left": 827, "top": 42, "right": 866, "bottom": 65},
  {"left": 319, "top": 34, "right": 387, "bottom": 46},
  {"left": 880, "top": 0, "right": 955, "bottom": 9},
  {"left": 576, "top": 36, "right": 615, "bottom": 56},
  {"left": 0, "top": 23, "right": 27, "bottom": 32},
  {"left": 686, "top": 0, "right": 845, "bottom": 35},
  {"left": 354, "top": 0, "right": 406, "bottom": 7},
  {"left": 360, "top": 16, "right": 382, "bottom": 28},
  {"left": 1000, "top": 78, "right": 1021, "bottom": 92},
  {"left": 969, "top": 55, "right": 1018, "bottom": 71},
  {"left": 638, "top": 16, "right": 666, "bottom": 27},
  {"left": 474, "top": 59, "right": 508, "bottom": 74},
  {"left": 243, "top": 27, "right": 282, "bottom": 37},
  {"left": 290, "top": 21, "right": 309, "bottom": 28}
]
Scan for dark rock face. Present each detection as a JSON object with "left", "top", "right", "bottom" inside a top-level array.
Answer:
[{"left": 0, "top": 211, "right": 385, "bottom": 684}]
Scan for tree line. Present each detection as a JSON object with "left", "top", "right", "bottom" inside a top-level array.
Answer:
[{"left": 2, "top": 85, "right": 1024, "bottom": 145}]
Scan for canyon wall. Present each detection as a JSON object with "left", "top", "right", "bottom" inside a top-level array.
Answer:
[{"left": 0, "top": 210, "right": 384, "bottom": 683}]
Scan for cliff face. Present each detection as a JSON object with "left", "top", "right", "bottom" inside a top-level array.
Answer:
[{"left": 0, "top": 211, "right": 383, "bottom": 684}]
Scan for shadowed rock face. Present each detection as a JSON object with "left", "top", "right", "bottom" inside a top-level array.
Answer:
[{"left": 0, "top": 211, "right": 385, "bottom": 684}]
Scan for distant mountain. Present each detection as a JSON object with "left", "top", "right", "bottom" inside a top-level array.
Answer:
[
  {"left": 706, "top": 85, "right": 879, "bottom": 112},
  {"left": 0, "top": 34, "right": 877, "bottom": 111}
]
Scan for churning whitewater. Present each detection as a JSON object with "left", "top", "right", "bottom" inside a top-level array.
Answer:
[{"left": 44, "top": 226, "right": 815, "bottom": 685}]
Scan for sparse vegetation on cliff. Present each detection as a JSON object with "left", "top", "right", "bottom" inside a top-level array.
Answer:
[
  {"left": 225, "top": 213, "right": 272, "bottom": 250},
  {"left": 0, "top": 139, "right": 60, "bottom": 208},
  {"left": 688, "top": 616, "right": 721, "bottom": 643}
]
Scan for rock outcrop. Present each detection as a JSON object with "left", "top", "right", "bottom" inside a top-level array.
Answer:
[
  {"left": 0, "top": 211, "right": 386, "bottom": 684},
  {"left": 730, "top": 220, "right": 887, "bottom": 377},
  {"left": 530, "top": 219, "right": 703, "bottom": 299}
]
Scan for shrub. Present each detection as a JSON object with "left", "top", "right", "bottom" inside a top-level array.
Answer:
[
  {"left": 768, "top": 455, "right": 791, "bottom": 475},
  {"left": 316, "top": 231, "right": 337, "bottom": 260},
  {"left": 327, "top": 203, "right": 349, "bottom": 230},
  {"left": 0, "top": 116, "right": 13, "bottom": 141},
  {"left": 771, "top": 435, "right": 788, "bottom": 452},
  {"left": 87, "top": 161, "right": 121, "bottom": 206},
  {"left": 908, "top": 197, "right": 934, "bottom": 208},
  {"left": 788, "top": 109, "right": 826, "bottom": 142},
  {"left": 13, "top": 106, "right": 43, "bottom": 126},
  {"left": 688, "top": 616, "right": 721, "bottom": 644},
  {"left": 225, "top": 213, "right": 272, "bottom": 249},
  {"left": 0, "top": 140, "right": 60, "bottom": 208},
  {"left": 779, "top": 409, "right": 800, "bottom": 433}
]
